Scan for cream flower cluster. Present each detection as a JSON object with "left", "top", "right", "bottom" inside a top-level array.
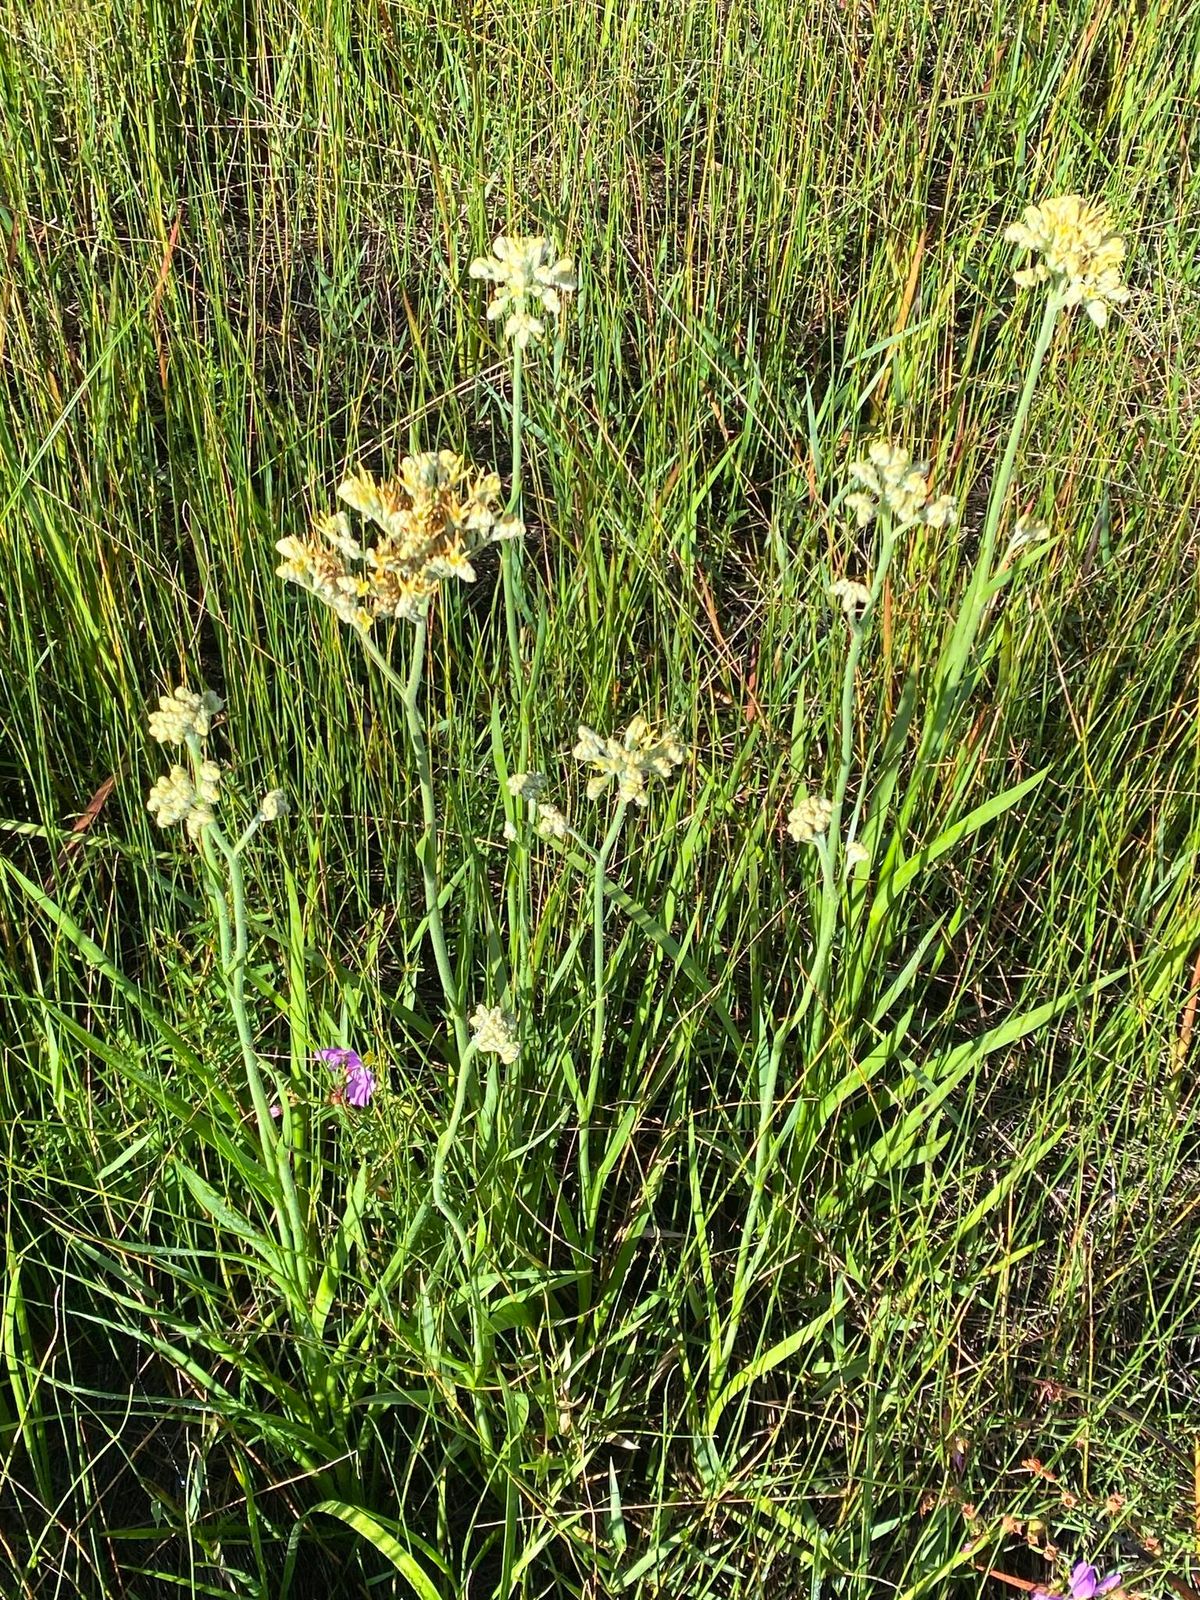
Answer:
[
  {"left": 506, "top": 771, "right": 547, "bottom": 802},
  {"left": 828, "top": 578, "right": 872, "bottom": 619},
  {"left": 535, "top": 802, "right": 570, "bottom": 839},
  {"left": 573, "top": 716, "right": 687, "bottom": 807},
  {"left": 148, "top": 686, "right": 223, "bottom": 745},
  {"left": 787, "top": 792, "right": 833, "bottom": 844},
  {"left": 258, "top": 788, "right": 289, "bottom": 822},
  {"left": 469, "top": 235, "right": 576, "bottom": 349},
  {"left": 845, "top": 442, "right": 957, "bottom": 530},
  {"left": 277, "top": 452, "right": 521, "bottom": 629},
  {"left": 469, "top": 1003, "right": 520, "bottom": 1063},
  {"left": 1005, "top": 195, "right": 1129, "bottom": 329},
  {"left": 147, "top": 760, "right": 221, "bottom": 840}
]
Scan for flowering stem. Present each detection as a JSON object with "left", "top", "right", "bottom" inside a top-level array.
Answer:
[
  {"left": 431, "top": 1036, "right": 478, "bottom": 1281},
  {"left": 510, "top": 340, "right": 524, "bottom": 510},
  {"left": 942, "top": 287, "right": 1064, "bottom": 698},
  {"left": 501, "top": 342, "right": 528, "bottom": 678},
  {"left": 200, "top": 819, "right": 308, "bottom": 1296},
  {"left": 357, "top": 623, "right": 489, "bottom": 1415},
  {"left": 358, "top": 623, "right": 471, "bottom": 1065},
  {"left": 803, "top": 518, "right": 898, "bottom": 1041},
  {"left": 580, "top": 801, "right": 628, "bottom": 1218}
]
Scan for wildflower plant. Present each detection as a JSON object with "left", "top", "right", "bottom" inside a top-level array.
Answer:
[
  {"left": 1033, "top": 1560, "right": 1123, "bottom": 1600},
  {"left": 469, "top": 229, "right": 576, "bottom": 678},
  {"left": 142, "top": 685, "right": 310, "bottom": 1311},
  {"left": 936, "top": 195, "right": 1128, "bottom": 700}
]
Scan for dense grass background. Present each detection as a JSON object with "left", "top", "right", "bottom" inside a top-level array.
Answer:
[{"left": 2, "top": 0, "right": 1200, "bottom": 1595}]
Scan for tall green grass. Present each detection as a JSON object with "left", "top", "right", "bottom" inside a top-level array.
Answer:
[{"left": 2, "top": 0, "right": 1199, "bottom": 1596}]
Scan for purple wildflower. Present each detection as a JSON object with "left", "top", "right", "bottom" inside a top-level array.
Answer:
[
  {"left": 1034, "top": 1561, "right": 1122, "bottom": 1600},
  {"left": 316, "top": 1046, "right": 375, "bottom": 1108},
  {"left": 1067, "top": 1564, "right": 1121, "bottom": 1600}
]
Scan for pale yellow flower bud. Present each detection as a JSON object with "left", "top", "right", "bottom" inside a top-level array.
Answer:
[
  {"left": 469, "top": 234, "right": 576, "bottom": 346},
  {"left": 828, "top": 578, "right": 872, "bottom": 619},
  {"left": 147, "top": 763, "right": 218, "bottom": 839},
  {"left": 535, "top": 803, "right": 570, "bottom": 840},
  {"left": 787, "top": 793, "right": 833, "bottom": 844},
  {"left": 845, "top": 442, "right": 955, "bottom": 530},
  {"left": 259, "top": 789, "right": 289, "bottom": 822},
  {"left": 147, "top": 766, "right": 196, "bottom": 828},
  {"left": 573, "top": 716, "right": 686, "bottom": 808},
  {"left": 279, "top": 452, "right": 518, "bottom": 630},
  {"left": 506, "top": 771, "right": 547, "bottom": 801},
  {"left": 148, "top": 686, "right": 223, "bottom": 745}
]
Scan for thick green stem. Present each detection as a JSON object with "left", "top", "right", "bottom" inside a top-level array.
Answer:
[
  {"left": 942, "top": 288, "right": 1064, "bottom": 700},
  {"left": 431, "top": 1040, "right": 477, "bottom": 1279},
  {"left": 359, "top": 623, "right": 470, "bottom": 1063},
  {"left": 357, "top": 623, "right": 489, "bottom": 1421},
  {"left": 580, "top": 801, "right": 627, "bottom": 1213},
  {"left": 501, "top": 342, "right": 527, "bottom": 676},
  {"left": 198, "top": 811, "right": 308, "bottom": 1295},
  {"left": 799, "top": 519, "right": 898, "bottom": 1040}
]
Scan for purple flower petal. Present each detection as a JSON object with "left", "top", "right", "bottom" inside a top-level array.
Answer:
[
  {"left": 1069, "top": 1564, "right": 1101, "bottom": 1600},
  {"left": 344, "top": 1061, "right": 375, "bottom": 1108},
  {"left": 316, "top": 1046, "right": 363, "bottom": 1073},
  {"left": 1096, "top": 1576, "right": 1122, "bottom": 1596},
  {"left": 315, "top": 1046, "right": 375, "bottom": 1108}
]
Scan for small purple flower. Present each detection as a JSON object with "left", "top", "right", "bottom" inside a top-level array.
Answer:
[
  {"left": 1068, "top": 1564, "right": 1121, "bottom": 1600},
  {"left": 1035, "top": 1562, "right": 1122, "bottom": 1600},
  {"left": 316, "top": 1046, "right": 375, "bottom": 1108}
]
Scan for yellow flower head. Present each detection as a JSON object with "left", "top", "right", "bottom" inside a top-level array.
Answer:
[
  {"left": 845, "top": 441, "right": 957, "bottom": 530},
  {"left": 258, "top": 789, "right": 289, "bottom": 822},
  {"left": 572, "top": 715, "right": 687, "bottom": 807},
  {"left": 469, "top": 235, "right": 576, "bottom": 347},
  {"left": 535, "top": 802, "right": 570, "bottom": 840},
  {"left": 506, "top": 771, "right": 548, "bottom": 801},
  {"left": 277, "top": 452, "right": 520, "bottom": 629},
  {"left": 1004, "top": 196, "right": 1129, "bottom": 328}
]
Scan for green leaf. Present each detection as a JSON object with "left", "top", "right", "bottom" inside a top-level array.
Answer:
[{"left": 309, "top": 1501, "right": 447, "bottom": 1600}]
